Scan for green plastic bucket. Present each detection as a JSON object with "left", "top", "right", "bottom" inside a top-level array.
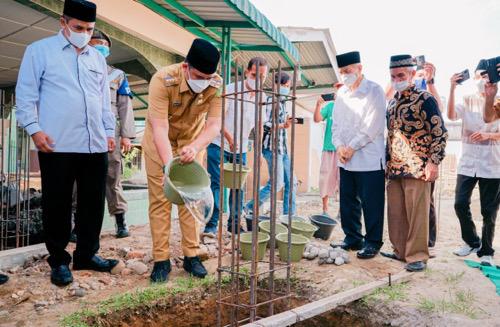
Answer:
[
  {"left": 163, "top": 158, "right": 210, "bottom": 205},
  {"left": 276, "top": 233, "right": 309, "bottom": 262},
  {"left": 258, "top": 221, "right": 288, "bottom": 248},
  {"left": 223, "top": 163, "right": 251, "bottom": 189},
  {"left": 240, "top": 232, "right": 270, "bottom": 261},
  {"left": 279, "top": 215, "right": 306, "bottom": 227},
  {"left": 291, "top": 221, "right": 319, "bottom": 240}
]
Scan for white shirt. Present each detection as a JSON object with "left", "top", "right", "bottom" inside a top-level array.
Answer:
[
  {"left": 456, "top": 94, "right": 500, "bottom": 178},
  {"left": 331, "top": 77, "right": 386, "bottom": 172},
  {"left": 211, "top": 82, "right": 264, "bottom": 153}
]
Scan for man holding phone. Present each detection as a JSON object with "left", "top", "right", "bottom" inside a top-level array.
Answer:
[
  {"left": 449, "top": 60, "right": 500, "bottom": 267},
  {"left": 245, "top": 72, "right": 297, "bottom": 217}
]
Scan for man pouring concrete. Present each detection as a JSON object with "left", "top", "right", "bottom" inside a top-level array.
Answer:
[{"left": 142, "top": 39, "right": 222, "bottom": 283}]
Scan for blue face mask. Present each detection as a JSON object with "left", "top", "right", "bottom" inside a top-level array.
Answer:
[
  {"left": 279, "top": 86, "right": 290, "bottom": 96},
  {"left": 94, "top": 45, "right": 110, "bottom": 58},
  {"left": 414, "top": 78, "right": 427, "bottom": 91}
]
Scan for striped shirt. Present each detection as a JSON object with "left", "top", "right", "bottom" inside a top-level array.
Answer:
[{"left": 262, "top": 96, "right": 288, "bottom": 154}]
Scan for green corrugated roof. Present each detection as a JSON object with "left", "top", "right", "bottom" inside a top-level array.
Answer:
[{"left": 138, "top": 0, "right": 300, "bottom": 62}]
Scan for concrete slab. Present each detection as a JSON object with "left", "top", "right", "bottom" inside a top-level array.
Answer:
[
  {"left": 243, "top": 272, "right": 413, "bottom": 327},
  {"left": 0, "top": 243, "right": 47, "bottom": 270}
]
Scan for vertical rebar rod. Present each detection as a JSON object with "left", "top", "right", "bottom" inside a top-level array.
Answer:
[
  {"left": 230, "top": 61, "right": 243, "bottom": 326},
  {"left": 6, "top": 99, "right": 13, "bottom": 248},
  {"left": 249, "top": 61, "right": 261, "bottom": 322},
  {"left": 267, "top": 65, "right": 279, "bottom": 316},
  {"left": 234, "top": 63, "right": 245, "bottom": 323},
  {"left": 25, "top": 127, "right": 31, "bottom": 246},
  {"left": 229, "top": 61, "right": 239, "bottom": 327},
  {"left": 216, "top": 60, "right": 227, "bottom": 327},
  {"left": 1, "top": 90, "right": 5, "bottom": 250},
  {"left": 286, "top": 65, "right": 298, "bottom": 309}
]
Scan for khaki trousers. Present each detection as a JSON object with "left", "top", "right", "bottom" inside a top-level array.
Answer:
[
  {"left": 387, "top": 178, "right": 431, "bottom": 263},
  {"left": 145, "top": 153, "right": 201, "bottom": 261},
  {"left": 106, "top": 135, "right": 127, "bottom": 215}
]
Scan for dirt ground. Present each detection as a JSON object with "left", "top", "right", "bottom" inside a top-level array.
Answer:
[{"left": 0, "top": 190, "right": 499, "bottom": 327}]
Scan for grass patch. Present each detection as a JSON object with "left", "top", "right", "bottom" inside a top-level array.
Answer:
[
  {"left": 418, "top": 288, "right": 479, "bottom": 319},
  {"left": 444, "top": 271, "right": 465, "bottom": 285},
  {"left": 423, "top": 267, "right": 437, "bottom": 278},
  {"left": 61, "top": 275, "right": 229, "bottom": 327},
  {"left": 351, "top": 280, "right": 366, "bottom": 288},
  {"left": 362, "top": 282, "right": 409, "bottom": 304}
]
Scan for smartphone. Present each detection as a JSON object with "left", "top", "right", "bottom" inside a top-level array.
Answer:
[
  {"left": 485, "top": 56, "right": 500, "bottom": 83},
  {"left": 321, "top": 93, "right": 335, "bottom": 101},
  {"left": 415, "top": 55, "right": 425, "bottom": 70},
  {"left": 456, "top": 69, "right": 470, "bottom": 84},
  {"left": 294, "top": 117, "right": 304, "bottom": 125}
]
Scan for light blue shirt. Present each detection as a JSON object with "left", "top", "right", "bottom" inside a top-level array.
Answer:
[{"left": 15, "top": 31, "right": 115, "bottom": 153}]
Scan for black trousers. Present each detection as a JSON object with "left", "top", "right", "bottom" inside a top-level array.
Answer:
[
  {"left": 428, "top": 182, "right": 437, "bottom": 247},
  {"left": 454, "top": 174, "right": 500, "bottom": 257},
  {"left": 339, "top": 168, "right": 385, "bottom": 249},
  {"left": 39, "top": 152, "right": 108, "bottom": 268}
]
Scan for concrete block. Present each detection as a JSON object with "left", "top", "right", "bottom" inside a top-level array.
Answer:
[{"left": 0, "top": 243, "right": 47, "bottom": 270}]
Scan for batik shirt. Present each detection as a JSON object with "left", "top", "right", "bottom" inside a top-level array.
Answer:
[{"left": 386, "top": 86, "right": 448, "bottom": 180}]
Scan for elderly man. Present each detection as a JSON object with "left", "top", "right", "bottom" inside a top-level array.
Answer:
[
  {"left": 15, "top": 0, "right": 118, "bottom": 286},
  {"left": 383, "top": 55, "right": 448, "bottom": 272},
  {"left": 448, "top": 60, "right": 500, "bottom": 266},
  {"left": 330, "top": 51, "right": 386, "bottom": 259}
]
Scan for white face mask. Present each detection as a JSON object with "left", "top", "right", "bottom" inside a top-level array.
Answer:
[
  {"left": 341, "top": 73, "right": 358, "bottom": 87},
  {"left": 392, "top": 80, "right": 410, "bottom": 92},
  {"left": 187, "top": 69, "right": 210, "bottom": 93},
  {"left": 476, "top": 79, "right": 485, "bottom": 93},
  {"left": 65, "top": 25, "right": 91, "bottom": 49},
  {"left": 246, "top": 77, "right": 257, "bottom": 90}
]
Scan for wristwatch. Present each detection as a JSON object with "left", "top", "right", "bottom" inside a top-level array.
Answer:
[{"left": 426, "top": 78, "right": 435, "bottom": 85}]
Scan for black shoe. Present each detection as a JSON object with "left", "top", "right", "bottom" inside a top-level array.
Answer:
[
  {"left": 381, "top": 251, "right": 403, "bottom": 261},
  {"left": 115, "top": 213, "right": 130, "bottom": 238},
  {"left": 0, "top": 273, "right": 9, "bottom": 285},
  {"left": 331, "top": 241, "right": 363, "bottom": 251},
  {"left": 405, "top": 261, "right": 426, "bottom": 272},
  {"left": 357, "top": 246, "right": 379, "bottom": 259},
  {"left": 69, "top": 229, "right": 77, "bottom": 243},
  {"left": 150, "top": 260, "right": 171, "bottom": 283},
  {"left": 183, "top": 256, "right": 207, "bottom": 278},
  {"left": 50, "top": 265, "right": 73, "bottom": 286},
  {"left": 73, "top": 255, "right": 119, "bottom": 272}
]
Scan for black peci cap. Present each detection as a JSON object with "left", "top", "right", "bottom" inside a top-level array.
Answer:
[
  {"left": 63, "top": 0, "right": 96, "bottom": 22},
  {"left": 91, "top": 30, "right": 112, "bottom": 47},
  {"left": 336, "top": 51, "right": 361, "bottom": 68},
  {"left": 475, "top": 59, "right": 487, "bottom": 72},
  {"left": 390, "top": 54, "right": 415, "bottom": 69},
  {"left": 185, "top": 38, "right": 220, "bottom": 75}
]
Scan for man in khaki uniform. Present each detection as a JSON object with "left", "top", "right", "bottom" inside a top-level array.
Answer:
[{"left": 142, "top": 39, "right": 222, "bottom": 283}]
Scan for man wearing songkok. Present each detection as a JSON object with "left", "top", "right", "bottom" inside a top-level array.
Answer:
[
  {"left": 382, "top": 55, "right": 448, "bottom": 272},
  {"left": 330, "top": 51, "right": 386, "bottom": 260},
  {"left": 15, "top": 0, "right": 118, "bottom": 286},
  {"left": 143, "top": 38, "right": 222, "bottom": 283}
]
